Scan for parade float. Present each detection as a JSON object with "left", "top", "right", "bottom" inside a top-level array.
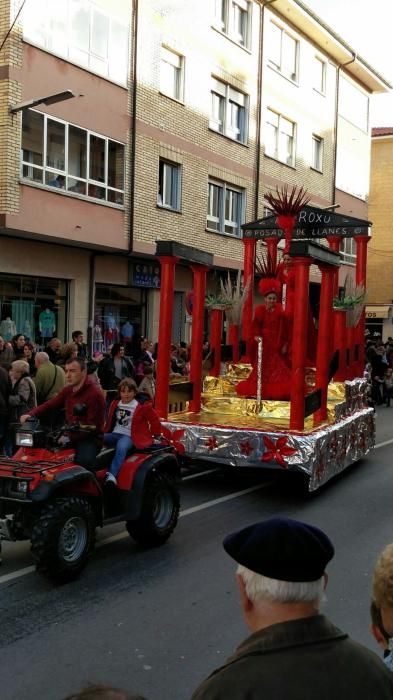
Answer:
[{"left": 154, "top": 187, "right": 374, "bottom": 493}]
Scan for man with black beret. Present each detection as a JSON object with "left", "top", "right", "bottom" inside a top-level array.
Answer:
[{"left": 191, "top": 517, "right": 393, "bottom": 700}]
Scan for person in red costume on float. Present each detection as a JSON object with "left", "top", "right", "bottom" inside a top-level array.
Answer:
[{"left": 236, "top": 275, "right": 292, "bottom": 401}]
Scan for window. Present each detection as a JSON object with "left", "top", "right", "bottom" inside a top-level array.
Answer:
[
  {"left": 339, "top": 76, "right": 369, "bottom": 132},
  {"left": 207, "top": 179, "right": 244, "bottom": 237},
  {"left": 23, "top": 0, "right": 129, "bottom": 85},
  {"left": 21, "top": 109, "right": 125, "bottom": 205},
  {"left": 213, "top": 0, "right": 252, "bottom": 49},
  {"left": 340, "top": 237, "right": 356, "bottom": 265},
  {"left": 210, "top": 78, "right": 248, "bottom": 143},
  {"left": 313, "top": 56, "right": 326, "bottom": 94},
  {"left": 311, "top": 135, "right": 323, "bottom": 171},
  {"left": 160, "top": 47, "right": 184, "bottom": 101},
  {"left": 268, "top": 23, "right": 299, "bottom": 81},
  {"left": 265, "top": 109, "right": 296, "bottom": 166},
  {"left": 158, "top": 159, "right": 182, "bottom": 211}
]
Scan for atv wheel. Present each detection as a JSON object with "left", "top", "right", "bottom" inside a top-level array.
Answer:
[
  {"left": 126, "top": 472, "right": 179, "bottom": 547},
  {"left": 31, "top": 496, "right": 95, "bottom": 582}
]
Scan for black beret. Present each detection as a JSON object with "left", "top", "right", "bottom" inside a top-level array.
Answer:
[{"left": 223, "top": 517, "right": 334, "bottom": 582}]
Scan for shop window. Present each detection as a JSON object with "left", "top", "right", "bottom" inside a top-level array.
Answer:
[
  {"left": 207, "top": 179, "right": 244, "bottom": 237},
  {"left": 23, "top": 0, "right": 129, "bottom": 85},
  {"left": 94, "top": 284, "right": 147, "bottom": 357},
  {"left": 0, "top": 274, "right": 68, "bottom": 345},
  {"left": 210, "top": 78, "right": 248, "bottom": 143},
  {"left": 21, "top": 110, "right": 125, "bottom": 206},
  {"left": 340, "top": 237, "right": 356, "bottom": 265}
]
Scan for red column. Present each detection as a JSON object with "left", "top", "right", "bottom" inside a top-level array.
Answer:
[
  {"left": 328, "top": 235, "right": 343, "bottom": 296},
  {"left": 314, "top": 264, "right": 335, "bottom": 424},
  {"left": 333, "top": 309, "right": 347, "bottom": 381},
  {"left": 266, "top": 238, "right": 279, "bottom": 267},
  {"left": 355, "top": 235, "right": 371, "bottom": 374},
  {"left": 227, "top": 323, "right": 239, "bottom": 362},
  {"left": 210, "top": 308, "right": 223, "bottom": 377},
  {"left": 241, "top": 238, "right": 256, "bottom": 359},
  {"left": 189, "top": 265, "right": 209, "bottom": 413},
  {"left": 155, "top": 256, "right": 179, "bottom": 419},
  {"left": 290, "top": 257, "right": 312, "bottom": 431}
]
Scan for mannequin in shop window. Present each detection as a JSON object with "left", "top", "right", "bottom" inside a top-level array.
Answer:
[
  {"left": 39, "top": 308, "right": 56, "bottom": 343},
  {"left": 0, "top": 317, "right": 16, "bottom": 342},
  {"left": 93, "top": 324, "right": 104, "bottom": 353},
  {"left": 104, "top": 313, "right": 119, "bottom": 348}
]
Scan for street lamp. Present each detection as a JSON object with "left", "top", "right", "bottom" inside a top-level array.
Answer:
[{"left": 9, "top": 89, "right": 76, "bottom": 114}]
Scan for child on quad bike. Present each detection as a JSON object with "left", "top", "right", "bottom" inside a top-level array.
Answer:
[{"left": 104, "top": 378, "right": 161, "bottom": 486}]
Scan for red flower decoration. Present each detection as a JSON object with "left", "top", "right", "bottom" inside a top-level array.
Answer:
[
  {"left": 261, "top": 435, "right": 297, "bottom": 468},
  {"left": 160, "top": 425, "right": 186, "bottom": 454},
  {"left": 240, "top": 440, "right": 254, "bottom": 456},
  {"left": 206, "top": 436, "right": 218, "bottom": 450}
]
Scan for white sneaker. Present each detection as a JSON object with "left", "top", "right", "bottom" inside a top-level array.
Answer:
[{"left": 105, "top": 472, "right": 117, "bottom": 486}]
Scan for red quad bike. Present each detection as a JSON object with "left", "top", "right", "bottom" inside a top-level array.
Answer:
[{"left": 0, "top": 409, "right": 180, "bottom": 582}]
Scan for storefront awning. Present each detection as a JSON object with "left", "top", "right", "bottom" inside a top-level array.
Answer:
[{"left": 365, "top": 305, "right": 391, "bottom": 319}]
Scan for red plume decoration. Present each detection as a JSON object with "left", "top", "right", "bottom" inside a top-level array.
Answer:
[
  {"left": 264, "top": 185, "right": 310, "bottom": 252},
  {"left": 255, "top": 252, "right": 281, "bottom": 297}
]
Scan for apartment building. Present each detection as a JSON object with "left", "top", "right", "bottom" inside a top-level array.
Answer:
[
  {"left": 0, "top": 0, "right": 389, "bottom": 350},
  {"left": 366, "top": 127, "right": 393, "bottom": 340}
]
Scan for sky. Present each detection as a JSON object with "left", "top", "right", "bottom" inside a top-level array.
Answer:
[{"left": 304, "top": 0, "right": 393, "bottom": 127}]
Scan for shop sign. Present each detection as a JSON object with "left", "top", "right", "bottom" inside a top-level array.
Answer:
[
  {"left": 365, "top": 305, "right": 390, "bottom": 319},
  {"left": 242, "top": 205, "right": 370, "bottom": 240},
  {"left": 131, "top": 263, "right": 161, "bottom": 288}
]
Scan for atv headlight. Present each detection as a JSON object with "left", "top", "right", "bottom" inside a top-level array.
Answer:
[
  {"left": 15, "top": 431, "right": 34, "bottom": 447},
  {"left": 15, "top": 480, "right": 28, "bottom": 495}
]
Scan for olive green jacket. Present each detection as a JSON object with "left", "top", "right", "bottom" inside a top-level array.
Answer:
[
  {"left": 34, "top": 361, "right": 66, "bottom": 404},
  {"left": 191, "top": 615, "right": 393, "bottom": 700}
]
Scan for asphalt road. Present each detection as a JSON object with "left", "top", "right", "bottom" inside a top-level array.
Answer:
[{"left": 1, "top": 406, "right": 393, "bottom": 700}]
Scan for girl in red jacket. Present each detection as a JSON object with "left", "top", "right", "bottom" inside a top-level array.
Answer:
[{"left": 104, "top": 378, "right": 161, "bottom": 485}]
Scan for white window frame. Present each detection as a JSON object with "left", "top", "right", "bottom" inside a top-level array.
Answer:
[
  {"left": 311, "top": 134, "right": 323, "bottom": 172},
  {"left": 21, "top": 109, "right": 125, "bottom": 205},
  {"left": 268, "top": 22, "right": 299, "bottom": 82},
  {"left": 213, "top": 0, "right": 252, "bottom": 49},
  {"left": 340, "top": 237, "right": 356, "bottom": 265},
  {"left": 313, "top": 55, "right": 326, "bottom": 94},
  {"left": 22, "top": 0, "right": 129, "bottom": 86},
  {"left": 158, "top": 159, "right": 182, "bottom": 211},
  {"left": 160, "top": 46, "right": 185, "bottom": 102},
  {"left": 207, "top": 179, "right": 244, "bottom": 238},
  {"left": 210, "top": 78, "right": 248, "bottom": 143},
  {"left": 265, "top": 109, "right": 296, "bottom": 167}
]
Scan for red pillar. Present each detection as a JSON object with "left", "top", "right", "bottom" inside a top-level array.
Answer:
[
  {"left": 155, "top": 256, "right": 179, "bottom": 419},
  {"left": 266, "top": 238, "right": 279, "bottom": 267},
  {"left": 227, "top": 323, "right": 239, "bottom": 362},
  {"left": 241, "top": 238, "right": 256, "bottom": 359},
  {"left": 314, "top": 264, "right": 335, "bottom": 424},
  {"left": 328, "top": 235, "right": 343, "bottom": 296},
  {"left": 210, "top": 308, "right": 223, "bottom": 377},
  {"left": 355, "top": 235, "right": 371, "bottom": 374},
  {"left": 290, "top": 257, "right": 312, "bottom": 431},
  {"left": 189, "top": 265, "right": 209, "bottom": 413},
  {"left": 334, "top": 309, "right": 347, "bottom": 381}
]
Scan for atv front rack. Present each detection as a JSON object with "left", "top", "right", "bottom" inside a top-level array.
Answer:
[{"left": 0, "top": 457, "right": 72, "bottom": 478}]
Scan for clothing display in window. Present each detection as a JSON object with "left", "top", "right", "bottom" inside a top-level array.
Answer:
[
  {"left": 93, "top": 324, "right": 104, "bottom": 352},
  {"left": 0, "top": 317, "right": 16, "bottom": 341},
  {"left": 11, "top": 300, "right": 35, "bottom": 339},
  {"left": 39, "top": 308, "right": 56, "bottom": 339},
  {"left": 121, "top": 321, "right": 134, "bottom": 342},
  {"left": 104, "top": 312, "right": 119, "bottom": 345}
]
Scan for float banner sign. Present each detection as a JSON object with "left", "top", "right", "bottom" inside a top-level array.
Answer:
[{"left": 242, "top": 206, "right": 371, "bottom": 240}]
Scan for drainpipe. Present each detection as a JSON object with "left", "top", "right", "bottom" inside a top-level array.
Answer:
[
  {"left": 128, "top": 0, "right": 139, "bottom": 255},
  {"left": 254, "top": 0, "right": 278, "bottom": 219},
  {"left": 331, "top": 52, "right": 356, "bottom": 205}
]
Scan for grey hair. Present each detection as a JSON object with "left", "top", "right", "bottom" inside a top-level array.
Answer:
[
  {"left": 11, "top": 359, "right": 30, "bottom": 375},
  {"left": 35, "top": 352, "right": 49, "bottom": 364},
  {"left": 237, "top": 565, "right": 325, "bottom": 605}
]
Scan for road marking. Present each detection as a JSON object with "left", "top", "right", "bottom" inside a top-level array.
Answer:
[
  {"left": 374, "top": 438, "right": 393, "bottom": 450},
  {"left": 0, "top": 482, "right": 271, "bottom": 585},
  {"left": 182, "top": 468, "right": 219, "bottom": 481}
]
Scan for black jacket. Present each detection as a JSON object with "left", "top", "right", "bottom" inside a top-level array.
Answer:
[
  {"left": 97, "top": 355, "right": 135, "bottom": 390},
  {"left": 0, "top": 366, "right": 11, "bottom": 416}
]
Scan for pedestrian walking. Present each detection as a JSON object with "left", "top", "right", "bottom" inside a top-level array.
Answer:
[
  {"left": 0, "top": 364, "right": 11, "bottom": 454},
  {"left": 5, "top": 359, "right": 37, "bottom": 455},
  {"left": 371, "top": 543, "right": 393, "bottom": 671},
  {"left": 34, "top": 351, "right": 66, "bottom": 404},
  {"left": 191, "top": 517, "right": 393, "bottom": 700}
]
